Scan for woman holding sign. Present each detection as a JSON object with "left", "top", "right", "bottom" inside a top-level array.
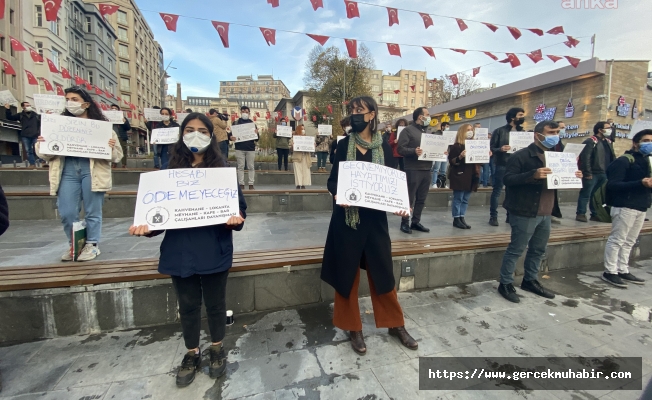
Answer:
[
  {"left": 146, "top": 107, "right": 179, "bottom": 170},
  {"left": 448, "top": 124, "right": 480, "bottom": 229},
  {"left": 388, "top": 119, "right": 408, "bottom": 171},
  {"left": 129, "top": 113, "right": 247, "bottom": 387},
  {"left": 35, "top": 86, "right": 123, "bottom": 261},
  {"left": 322, "top": 96, "right": 417, "bottom": 355},
  {"left": 290, "top": 125, "right": 312, "bottom": 189}
]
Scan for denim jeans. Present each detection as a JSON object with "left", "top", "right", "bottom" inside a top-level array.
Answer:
[
  {"left": 21, "top": 136, "right": 38, "bottom": 166},
  {"left": 316, "top": 152, "right": 328, "bottom": 168},
  {"left": 576, "top": 173, "right": 607, "bottom": 217},
  {"left": 452, "top": 190, "right": 472, "bottom": 217},
  {"left": 219, "top": 140, "right": 229, "bottom": 160},
  {"left": 499, "top": 214, "right": 551, "bottom": 285},
  {"left": 490, "top": 165, "right": 507, "bottom": 218},
  {"left": 431, "top": 161, "right": 448, "bottom": 186},
  {"left": 159, "top": 144, "right": 170, "bottom": 170},
  {"left": 152, "top": 144, "right": 160, "bottom": 168},
  {"left": 57, "top": 157, "right": 105, "bottom": 244},
  {"left": 277, "top": 148, "right": 289, "bottom": 170},
  {"left": 480, "top": 163, "right": 491, "bottom": 187}
]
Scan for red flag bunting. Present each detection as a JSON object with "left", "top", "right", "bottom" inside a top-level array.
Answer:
[
  {"left": 266, "top": 111, "right": 271, "bottom": 119},
  {"left": 483, "top": 22, "right": 499, "bottom": 32},
  {"left": 267, "top": 0, "right": 279, "bottom": 7},
  {"left": 547, "top": 55, "right": 563, "bottom": 63},
  {"left": 419, "top": 13, "right": 433, "bottom": 29},
  {"left": 159, "top": 13, "right": 179, "bottom": 32},
  {"left": 387, "top": 43, "right": 401, "bottom": 57},
  {"left": 310, "top": 0, "right": 324, "bottom": 11},
  {"left": 565, "top": 56, "right": 580, "bottom": 68},
  {"left": 422, "top": 46, "right": 435, "bottom": 58},
  {"left": 565, "top": 36, "right": 580, "bottom": 48},
  {"left": 43, "top": 0, "right": 62, "bottom": 22},
  {"left": 94, "top": 86, "right": 103, "bottom": 95},
  {"left": 41, "top": 78, "right": 53, "bottom": 92},
  {"left": 393, "top": 90, "right": 400, "bottom": 94},
  {"left": 127, "top": 112, "right": 132, "bottom": 118},
  {"left": 29, "top": 48, "right": 43, "bottom": 62},
  {"left": 450, "top": 74, "right": 459, "bottom": 86},
  {"left": 307, "top": 33, "right": 329, "bottom": 46},
  {"left": 527, "top": 28, "right": 544, "bottom": 36},
  {"left": 507, "top": 26, "right": 522, "bottom": 40},
  {"left": 61, "top": 67, "right": 71, "bottom": 79},
  {"left": 260, "top": 27, "right": 276, "bottom": 46},
  {"left": 56, "top": 84, "right": 64, "bottom": 96},
  {"left": 472, "top": 67, "right": 480, "bottom": 77},
  {"left": 74, "top": 75, "right": 83, "bottom": 85},
  {"left": 483, "top": 51, "right": 498, "bottom": 60},
  {"left": 456, "top": 18, "right": 468, "bottom": 31},
  {"left": 129, "top": 103, "right": 136, "bottom": 110},
  {"left": 47, "top": 58, "right": 59, "bottom": 73},
  {"left": 0, "top": 0, "right": 4, "bottom": 19},
  {"left": 344, "top": 0, "right": 360, "bottom": 19},
  {"left": 409, "top": 85, "right": 415, "bottom": 92},
  {"left": 327, "top": 104, "right": 333, "bottom": 114},
  {"left": 345, "top": 39, "right": 357, "bottom": 58},
  {"left": 0, "top": 58, "right": 15, "bottom": 75},
  {"left": 212, "top": 21, "right": 230, "bottom": 48},
  {"left": 547, "top": 26, "right": 565, "bottom": 35},
  {"left": 9, "top": 36, "right": 26, "bottom": 51},
  {"left": 85, "top": 82, "right": 92, "bottom": 91},
  {"left": 387, "top": 7, "right": 399, "bottom": 26},
  {"left": 98, "top": 4, "right": 119, "bottom": 17},
  {"left": 255, "top": 112, "right": 260, "bottom": 117},
  {"left": 500, "top": 53, "right": 521, "bottom": 68},
  {"left": 105, "top": 90, "right": 113, "bottom": 98},
  {"left": 451, "top": 48, "right": 467, "bottom": 54},
  {"left": 312, "top": 115, "right": 317, "bottom": 122},
  {"left": 526, "top": 49, "right": 543, "bottom": 63},
  {"left": 25, "top": 70, "right": 38, "bottom": 85}
]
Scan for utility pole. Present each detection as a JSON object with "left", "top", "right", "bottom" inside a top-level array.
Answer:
[{"left": 591, "top": 34, "right": 596, "bottom": 59}]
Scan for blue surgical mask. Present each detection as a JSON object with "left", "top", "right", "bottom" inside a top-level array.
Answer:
[
  {"left": 538, "top": 133, "right": 560, "bottom": 149},
  {"left": 639, "top": 142, "right": 652, "bottom": 156}
]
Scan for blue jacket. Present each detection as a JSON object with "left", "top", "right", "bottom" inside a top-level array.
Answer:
[
  {"left": 155, "top": 186, "right": 247, "bottom": 277},
  {"left": 606, "top": 150, "right": 652, "bottom": 212}
]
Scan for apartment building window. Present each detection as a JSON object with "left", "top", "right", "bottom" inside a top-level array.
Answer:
[
  {"left": 86, "top": 17, "right": 91, "bottom": 33},
  {"left": 421, "top": 76, "right": 425, "bottom": 81},
  {"left": 404, "top": 85, "right": 408, "bottom": 91},
  {"left": 117, "top": 11, "right": 128, "bottom": 25},
  {"left": 86, "top": 44, "right": 92, "bottom": 60},
  {"left": 419, "top": 85, "right": 424, "bottom": 93},
  {"left": 34, "top": 42, "right": 44, "bottom": 60},
  {"left": 9, "top": 9, "right": 14, "bottom": 25},
  {"left": 119, "top": 44, "right": 128, "bottom": 58},
  {"left": 50, "top": 18, "right": 61, "bottom": 36},
  {"left": 100, "top": 76, "right": 105, "bottom": 89},
  {"left": 88, "top": 71, "right": 93, "bottom": 84},
  {"left": 108, "top": 60, "right": 114, "bottom": 73},
  {"left": 118, "top": 27, "right": 128, "bottom": 42},
  {"left": 120, "top": 77, "right": 130, "bottom": 91},
  {"left": 0, "top": 38, "right": 4, "bottom": 52},
  {"left": 51, "top": 48, "right": 60, "bottom": 69},
  {"left": 403, "top": 74, "right": 408, "bottom": 79},
  {"left": 403, "top": 97, "right": 407, "bottom": 106},
  {"left": 108, "top": 83, "right": 114, "bottom": 95},
  {"left": 12, "top": 75, "right": 16, "bottom": 88},
  {"left": 122, "top": 94, "right": 130, "bottom": 103},
  {"left": 411, "top": 98, "right": 415, "bottom": 106},
  {"left": 97, "top": 23, "right": 103, "bottom": 39},
  {"left": 98, "top": 50, "right": 104, "bottom": 65},
  {"left": 35, "top": 5, "right": 43, "bottom": 27}
]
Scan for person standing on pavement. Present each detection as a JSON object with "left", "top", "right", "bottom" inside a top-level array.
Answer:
[
  {"left": 388, "top": 119, "right": 408, "bottom": 171},
  {"left": 497, "top": 121, "right": 583, "bottom": 303},
  {"left": 290, "top": 125, "right": 312, "bottom": 189},
  {"left": 110, "top": 104, "right": 131, "bottom": 168},
  {"left": 431, "top": 121, "right": 450, "bottom": 188},
  {"left": 315, "top": 130, "right": 332, "bottom": 173},
  {"left": 147, "top": 107, "right": 179, "bottom": 170},
  {"left": 146, "top": 106, "right": 161, "bottom": 169},
  {"left": 475, "top": 122, "right": 492, "bottom": 188},
  {"left": 576, "top": 121, "right": 616, "bottom": 222},
  {"left": 208, "top": 108, "right": 229, "bottom": 159},
  {"left": 448, "top": 124, "right": 480, "bottom": 229},
  {"left": 600, "top": 129, "right": 652, "bottom": 288},
  {"left": 274, "top": 121, "right": 290, "bottom": 171},
  {"left": 229, "top": 105, "right": 259, "bottom": 190},
  {"left": 489, "top": 107, "right": 526, "bottom": 226},
  {"left": 129, "top": 113, "right": 247, "bottom": 388},
  {"left": 35, "top": 86, "right": 123, "bottom": 262},
  {"left": 4, "top": 101, "right": 41, "bottom": 167},
  {"left": 607, "top": 118, "right": 617, "bottom": 142},
  {"left": 397, "top": 107, "right": 433, "bottom": 234},
  {"left": 322, "top": 96, "right": 417, "bottom": 355}
]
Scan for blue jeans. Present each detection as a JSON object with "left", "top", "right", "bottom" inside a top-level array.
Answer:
[
  {"left": 480, "top": 163, "right": 491, "bottom": 187},
  {"left": 431, "top": 161, "right": 448, "bottom": 186},
  {"left": 219, "top": 140, "right": 229, "bottom": 159},
  {"left": 159, "top": 144, "right": 170, "bottom": 170},
  {"left": 490, "top": 165, "right": 507, "bottom": 218},
  {"left": 576, "top": 173, "right": 607, "bottom": 217},
  {"left": 57, "top": 157, "right": 105, "bottom": 244},
  {"left": 317, "top": 152, "right": 328, "bottom": 168},
  {"left": 21, "top": 136, "right": 38, "bottom": 165},
  {"left": 452, "top": 190, "right": 472, "bottom": 217},
  {"left": 499, "top": 214, "right": 551, "bottom": 285},
  {"left": 153, "top": 144, "right": 160, "bottom": 168}
]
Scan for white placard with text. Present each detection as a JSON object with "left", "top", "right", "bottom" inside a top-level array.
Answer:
[
  {"left": 545, "top": 151, "right": 583, "bottom": 189},
  {"left": 103, "top": 110, "right": 125, "bottom": 124},
  {"left": 0, "top": 90, "right": 18, "bottom": 107},
  {"left": 442, "top": 131, "right": 457, "bottom": 145},
  {"left": 33, "top": 94, "right": 66, "bottom": 114},
  {"left": 176, "top": 113, "right": 190, "bottom": 123},
  {"left": 151, "top": 127, "right": 180, "bottom": 145},
  {"left": 465, "top": 140, "right": 491, "bottom": 164},
  {"left": 562, "top": 143, "right": 587, "bottom": 157},
  {"left": 318, "top": 124, "right": 332, "bottom": 136},
  {"left": 39, "top": 114, "right": 113, "bottom": 159},
  {"left": 293, "top": 136, "right": 315, "bottom": 152},
  {"left": 396, "top": 126, "right": 406, "bottom": 140},
  {"left": 418, "top": 133, "right": 449, "bottom": 162},
  {"left": 474, "top": 128, "right": 489, "bottom": 140},
  {"left": 276, "top": 125, "right": 293, "bottom": 138},
  {"left": 508, "top": 132, "right": 534, "bottom": 153},
  {"left": 144, "top": 108, "right": 163, "bottom": 121},
  {"left": 231, "top": 123, "right": 258, "bottom": 143}
]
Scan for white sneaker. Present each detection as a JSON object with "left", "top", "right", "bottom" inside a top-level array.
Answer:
[
  {"left": 61, "top": 247, "right": 73, "bottom": 262},
  {"left": 76, "top": 244, "right": 101, "bottom": 261}
]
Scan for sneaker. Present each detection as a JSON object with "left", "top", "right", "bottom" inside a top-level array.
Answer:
[
  {"left": 176, "top": 350, "right": 201, "bottom": 387},
  {"left": 589, "top": 215, "right": 601, "bottom": 222},
  {"left": 61, "top": 246, "right": 73, "bottom": 262},
  {"left": 618, "top": 273, "right": 645, "bottom": 285},
  {"left": 601, "top": 272, "right": 628, "bottom": 288},
  {"left": 521, "top": 279, "right": 555, "bottom": 299},
  {"left": 498, "top": 283, "right": 520, "bottom": 303},
  {"left": 576, "top": 214, "right": 587, "bottom": 223},
  {"left": 489, "top": 217, "right": 499, "bottom": 227},
  {"left": 207, "top": 344, "right": 227, "bottom": 379},
  {"left": 76, "top": 244, "right": 100, "bottom": 261}
]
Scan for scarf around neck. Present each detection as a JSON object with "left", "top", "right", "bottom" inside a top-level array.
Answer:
[{"left": 345, "top": 132, "right": 384, "bottom": 229}]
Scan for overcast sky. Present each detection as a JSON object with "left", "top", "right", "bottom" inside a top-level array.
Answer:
[{"left": 136, "top": 0, "right": 652, "bottom": 98}]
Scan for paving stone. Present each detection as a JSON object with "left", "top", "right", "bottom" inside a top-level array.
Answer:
[
  {"left": 403, "top": 300, "right": 477, "bottom": 327},
  {"left": 371, "top": 357, "right": 452, "bottom": 399}
]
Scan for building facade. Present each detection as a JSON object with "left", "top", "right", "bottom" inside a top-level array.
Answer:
[
  {"left": 367, "top": 69, "right": 429, "bottom": 123},
  {"left": 274, "top": 91, "right": 317, "bottom": 135},
  {"left": 0, "top": 0, "right": 24, "bottom": 161},
  {"left": 219, "top": 75, "right": 290, "bottom": 111}
]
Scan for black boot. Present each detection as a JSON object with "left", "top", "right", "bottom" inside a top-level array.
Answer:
[
  {"left": 400, "top": 219, "right": 412, "bottom": 234},
  {"left": 489, "top": 217, "right": 499, "bottom": 226},
  {"left": 521, "top": 279, "right": 555, "bottom": 299},
  {"left": 176, "top": 350, "right": 201, "bottom": 387},
  {"left": 453, "top": 217, "right": 467, "bottom": 229},
  {"left": 208, "top": 344, "right": 227, "bottom": 379},
  {"left": 460, "top": 217, "right": 471, "bottom": 229}
]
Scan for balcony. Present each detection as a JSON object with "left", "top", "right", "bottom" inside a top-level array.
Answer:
[
  {"left": 69, "top": 18, "right": 85, "bottom": 34},
  {"left": 70, "top": 49, "right": 84, "bottom": 62}
]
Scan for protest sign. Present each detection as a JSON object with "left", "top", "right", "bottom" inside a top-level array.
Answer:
[
  {"left": 474, "top": 128, "right": 489, "bottom": 140},
  {"left": 0, "top": 90, "right": 18, "bottom": 107},
  {"left": 508, "top": 132, "right": 534, "bottom": 153},
  {"left": 276, "top": 125, "right": 292, "bottom": 138},
  {"left": 465, "top": 140, "right": 491, "bottom": 164},
  {"left": 39, "top": 114, "right": 113, "bottom": 159},
  {"left": 144, "top": 108, "right": 163, "bottom": 121},
  {"left": 176, "top": 113, "right": 190, "bottom": 123},
  {"left": 337, "top": 136, "right": 345, "bottom": 142},
  {"left": 396, "top": 126, "right": 405, "bottom": 140},
  {"left": 293, "top": 135, "right": 315, "bottom": 152},
  {"left": 562, "top": 143, "right": 587, "bottom": 157},
  {"left": 151, "top": 127, "right": 180, "bottom": 144},
  {"left": 318, "top": 124, "right": 332, "bottom": 136},
  {"left": 442, "top": 131, "right": 457, "bottom": 145},
  {"left": 629, "top": 120, "right": 652, "bottom": 139},
  {"left": 545, "top": 151, "right": 583, "bottom": 189},
  {"left": 103, "top": 110, "right": 125, "bottom": 124},
  {"left": 133, "top": 168, "right": 240, "bottom": 230},
  {"left": 336, "top": 161, "right": 410, "bottom": 214},
  {"left": 33, "top": 94, "right": 66, "bottom": 114},
  {"left": 231, "top": 123, "right": 258, "bottom": 143},
  {"left": 418, "top": 133, "right": 449, "bottom": 162}
]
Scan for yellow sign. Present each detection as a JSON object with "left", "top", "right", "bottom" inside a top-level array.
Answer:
[{"left": 430, "top": 108, "right": 477, "bottom": 126}]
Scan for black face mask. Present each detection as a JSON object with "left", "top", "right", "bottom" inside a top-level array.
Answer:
[
  {"left": 350, "top": 114, "right": 370, "bottom": 133},
  {"left": 514, "top": 117, "right": 525, "bottom": 126}
]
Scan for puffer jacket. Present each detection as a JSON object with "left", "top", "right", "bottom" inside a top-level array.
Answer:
[
  {"left": 35, "top": 130, "right": 124, "bottom": 195},
  {"left": 209, "top": 116, "right": 229, "bottom": 143},
  {"left": 315, "top": 136, "right": 331, "bottom": 153}
]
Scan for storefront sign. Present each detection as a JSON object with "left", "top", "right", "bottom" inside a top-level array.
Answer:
[
  {"left": 632, "top": 99, "right": 639, "bottom": 119},
  {"left": 565, "top": 98, "right": 575, "bottom": 118},
  {"left": 430, "top": 108, "right": 477, "bottom": 126},
  {"left": 616, "top": 96, "right": 631, "bottom": 117},
  {"left": 566, "top": 125, "right": 579, "bottom": 130},
  {"left": 533, "top": 104, "right": 557, "bottom": 123},
  {"left": 614, "top": 124, "right": 631, "bottom": 131}
]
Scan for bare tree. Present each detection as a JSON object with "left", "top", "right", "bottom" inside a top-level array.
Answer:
[{"left": 429, "top": 72, "right": 481, "bottom": 106}]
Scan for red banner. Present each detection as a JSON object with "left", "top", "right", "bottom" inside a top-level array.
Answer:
[
  {"left": 98, "top": 4, "right": 119, "bottom": 17},
  {"left": 212, "top": 21, "right": 230, "bottom": 48},
  {"left": 483, "top": 51, "right": 498, "bottom": 61},
  {"left": 9, "top": 36, "right": 26, "bottom": 51},
  {"left": 547, "top": 26, "right": 565, "bottom": 35},
  {"left": 472, "top": 67, "right": 480, "bottom": 77},
  {"left": 0, "top": 58, "right": 16, "bottom": 75},
  {"left": 527, "top": 28, "right": 544, "bottom": 36},
  {"left": 159, "top": 13, "right": 179, "bottom": 32},
  {"left": 527, "top": 49, "right": 543, "bottom": 63},
  {"left": 422, "top": 46, "right": 435, "bottom": 58},
  {"left": 483, "top": 22, "right": 498, "bottom": 32},
  {"left": 547, "top": 55, "right": 563, "bottom": 63},
  {"left": 25, "top": 70, "right": 38, "bottom": 85},
  {"left": 345, "top": 39, "right": 357, "bottom": 58},
  {"left": 29, "top": 48, "right": 43, "bottom": 62},
  {"left": 56, "top": 84, "right": 64, "bottom": 96},
  {"left": 61, "top": 67, "right": 71, "bottom": 79},
  {"left": 450, "top": 48, "right": 467, "bottom": 54},
  {"left": 507, "top": 26, "right": 522, "bottom": 40},
  {"left": 47, "top": 59, "right": 59, "bottom": 73},
  {"left": 41, "top": 78, "right": 53, "bottom": 92},
  {"left": 267, "top": 0, "right": 279, "bottom": 7},
  {"left": 344, "top": 1, "right": 360, "bottom": 19},
  {"left": 260, "top": 27, "right": 276, "bottom": 46},
  {"left": 387, "top": 7, "right": 399, "bottom": 26},
  {"left": 310, "top": 0, "right": 323, "bottom": 11},
  {"left": 307, "top": 34, "right": 329, "bottom": 46},
  {"left": 387, "top": 43, "right": 401, "bottom": 57},
  {"left": 565, "top": 56, "right": 580, "bottom": 68},
  {"left": 450, "top": 74, "right": 459, "bottom": 86},
  {"left": 43, "top": 0, "right": 62, "bottom": 22},
  {"left": 456, "top": 19, "right": 468, "bottom": 31},
  {"left": 419, "top": 13, "right": 433, "bottom": 29}
]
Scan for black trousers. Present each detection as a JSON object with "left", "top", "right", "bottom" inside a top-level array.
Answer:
[
  {"left": 404, "top": 170, "right": 431, "bottom": 224},
  {"left": 171, "top": 270, "right": 229, "bottom": 349},
  {"left": 277, "top": 148, "right": 289, "bottom": 170}
]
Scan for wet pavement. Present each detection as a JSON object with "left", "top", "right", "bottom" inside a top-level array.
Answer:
[{"left": 0, "top": 260, "right": 650, "bottom": 399}]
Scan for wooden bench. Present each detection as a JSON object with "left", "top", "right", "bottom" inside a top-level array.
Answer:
[{"left": 0, "top": 223, "right": 649, "bottom": 292}]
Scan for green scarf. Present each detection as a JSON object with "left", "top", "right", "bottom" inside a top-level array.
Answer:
[{"left": 345, "top": 132, "right": 385, "bottom": 229}]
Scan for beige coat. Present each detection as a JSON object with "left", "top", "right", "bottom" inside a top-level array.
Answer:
[
  {"left": 36, "top": 130, "right": 124, "bottom": 195},
  {"left": 210, "top": 116, "right": 229, "bottom": 142},
  {"left": 289, "top": 137, "right": 313, "bottom": 186}
]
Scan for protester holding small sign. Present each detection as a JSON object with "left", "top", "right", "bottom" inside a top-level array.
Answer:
[
  {"left": 5, "top": 101, "right": 41, "bottom": 167},
  {"left": 448, "top": 124, "right": 481, "bottom": 229},
  {"left": 322, "top": 96, "right": 417, "bottom": 356},
  {"left": 129, "top": 113, "right": 247, "bottom": 388},
  {"left": 146, "top": 107, "right": 178, "bottom": 170},
  {"left": 315, "top": 133, "right": 332, "bottom": 173},
  {"left": 274, "top": 121, "right": 291, "bottom": 171},
  {"left": 229, "top": 105, "right": 259, "bottom": 190},
  {"left": 388, "top": 119, "right": 408, "bottom": 171},
  {"left": 110, "top": 104, "right": 131, "bottom": 168},
  {"left": 290, "top": 125, "right": 312, "bottom": 189},
  {"left": 35, "top": 86, "right": 123, "bottom": 262}
]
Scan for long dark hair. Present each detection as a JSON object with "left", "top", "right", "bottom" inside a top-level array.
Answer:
[
  {"left": 160, "top": 107, "right": 176, "bottom": 122},
  {"left": 348, "top": 96, "right": 379, "bottom": 132},
  {"left": 168, "top": 113, "right": 226, "bottom": 169},
  {"left": 62, "top": 86, "right": 107, "bottom": 121}
]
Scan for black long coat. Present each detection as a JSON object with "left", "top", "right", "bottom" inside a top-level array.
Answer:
[
  {"left": 321, "top": 136, "right": 396, "bottom": 298},
  {"left": 448, "top": 143, "right": 480, "bottom": 192}
]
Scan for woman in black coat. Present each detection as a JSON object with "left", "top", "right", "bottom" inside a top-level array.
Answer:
[
  {"left": 321, "top": 96, "right": 417, "bottom": 355},
  {"left": 448, "top": 123, "right": 481, "bottom": 230}
]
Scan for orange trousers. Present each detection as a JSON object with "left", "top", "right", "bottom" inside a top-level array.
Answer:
[{"left": 333, "top": 267, "right": 405, "bottom": 331}]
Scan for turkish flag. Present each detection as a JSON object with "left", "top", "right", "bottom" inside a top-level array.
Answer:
[
  {"left": 483, "top": 51, "right": 498, "bottom": 61},
  {"left": 547, "top": 55, "right": 563, "bottom": 63},
  {"left": 327, "top": 104, "right": 333, "bottom": 114},
  {"left": 159, "top": 13, "right": 179, "bottom": 32},
  {"left": 473, "top": 67, "right": 480, "bottom": 77},
  {"left": 267, "top": 0, "right": 279, "bottom": 7},
  {"left": 527, "top": 28, "right": 544, "bottom": 36},
  {"left": 387, "top": 43, "right": 401, "bottom": 57},
  {"left": 344, "top": 1, "right": 360, "bottom": 19},
  {"left": 41, "top": 78, "right": 53, "bottom": 92},
  {"left": 409, "top": 85, "right": 415, "bottom": 92},
  {"left": 74, "top": 75, "right": 83, "bottom": 85},
  {"left": 129, "top": 103, "right": 136, "bottom": 110},
  {"left": 387, "top": 7, "right": 399, "bottom": 26},
  {"left": 94, "top": 86, "right": 103, "bottom": 95},
  {"left": 43, "top": 0, "right": 62, "bottom": 22},
  {"left": 98, "top": 4, "right": 119, "bottom": 17},
  {"left": 393, "top": 89, "right": 400, "bottom": 94},
  {"left": 345, "top": 39, "right": 357, "bottom": 58},
  {"left": 260, "top": 27, "right": 276, "bottom": 46},
  {"left": 85, "top": 82, "right": 92, "bottom": 91},
  {"left": 547, "top": 26, "right": 565, "bottom": 35},
  {"left": 266, "top": 111, "right": 271, "bottom": 119},
  {"left": 423, "top": 47, "right": 435, "bottom": 58},
  {"left": 100, "top": 102, "right": 109, "bottom": 111},
  {"left": 56, "top": 85, "right": 64, "bottom": 96},
  {"left": 105, "top": 90, "right": 113, "bottom": 98},
  {"left": 526, "top": 49, "right": 543, "bottom": 63},
  {"left": 29, "top": 48, "right": 43, "bottom": 62},
  {"left": 117, "top": 96, "right": 121, "bottom": 101},
  {"left": 0, "top": 0, "right": 4, "bottom": 19},
  {"left": 450, "top": 74, "right": 459, "bottom": 86},
  {"left": 307, "top": 33, "right": 329, "bottom": 46},
  {"left": 274, "top": 116, "right": 279, "bottom": 123},
  {"left": 565, "top": 56, "right": 581, "bottom": 68},
  {"left": 565, "top": 36, "right": 580, "bottom": 48},
  {"left": 255, "top": 112, "right": 260, "bottom": 117},
  {"left": 9, "top": 36, "right": 26, "bottom": 51},
  {"left": 0, "top": 58, "right": 16, "bottom": 75},
  {"left": 310, "top": 0, "right": 323, "bottom": 11},
  {"left": 212, "top": 21, "right": 230, "bottom": 48},
  {"left": 127, "top": 112, "right": 132, "bottom": 119},
  {"left": 61, "top": 67, "right": 71, "bottom": 79},
  {"left": 500, "top": 53, "right": 521, "bottom": 68},
  {"left": 483, "top": 22, "right": 499, "bottom": 32},
  {"left": 419, "top": 13, "right": 433, "bottom": 29},
  {"left": 451, "top": 48, "right": 467, "bottom": 54},
  {"left": 507, "top": 26, "right": 522, "bottom": 40},
  {"left": 123, "top": 99, "right": 128, "bottom": 105},
  {"left": 25, "top": 70, "right": 38, "bottom": 85},
  {"left": 456, "top": 19, "right": 468, "bottom": 31},
  {"left": 47, "top": 59, "right": 59, "bottom": 73}
]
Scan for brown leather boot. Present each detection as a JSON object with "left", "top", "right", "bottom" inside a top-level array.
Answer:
[
  {"left": 349, "top": 331, "right": 366, "bottom": 355},
  {"left": 239, "top": 185, "right": 245, "bottom": 190},
  {"left": 388, "top": 326, "right": 418, "bottom": 350},
  {"left": 249, "top": 185, "right": 255, "bottom": 190}
]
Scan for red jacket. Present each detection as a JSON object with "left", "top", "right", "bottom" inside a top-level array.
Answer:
[{"left": 388, "top": 129, "right": 402, "bottom": 158}]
